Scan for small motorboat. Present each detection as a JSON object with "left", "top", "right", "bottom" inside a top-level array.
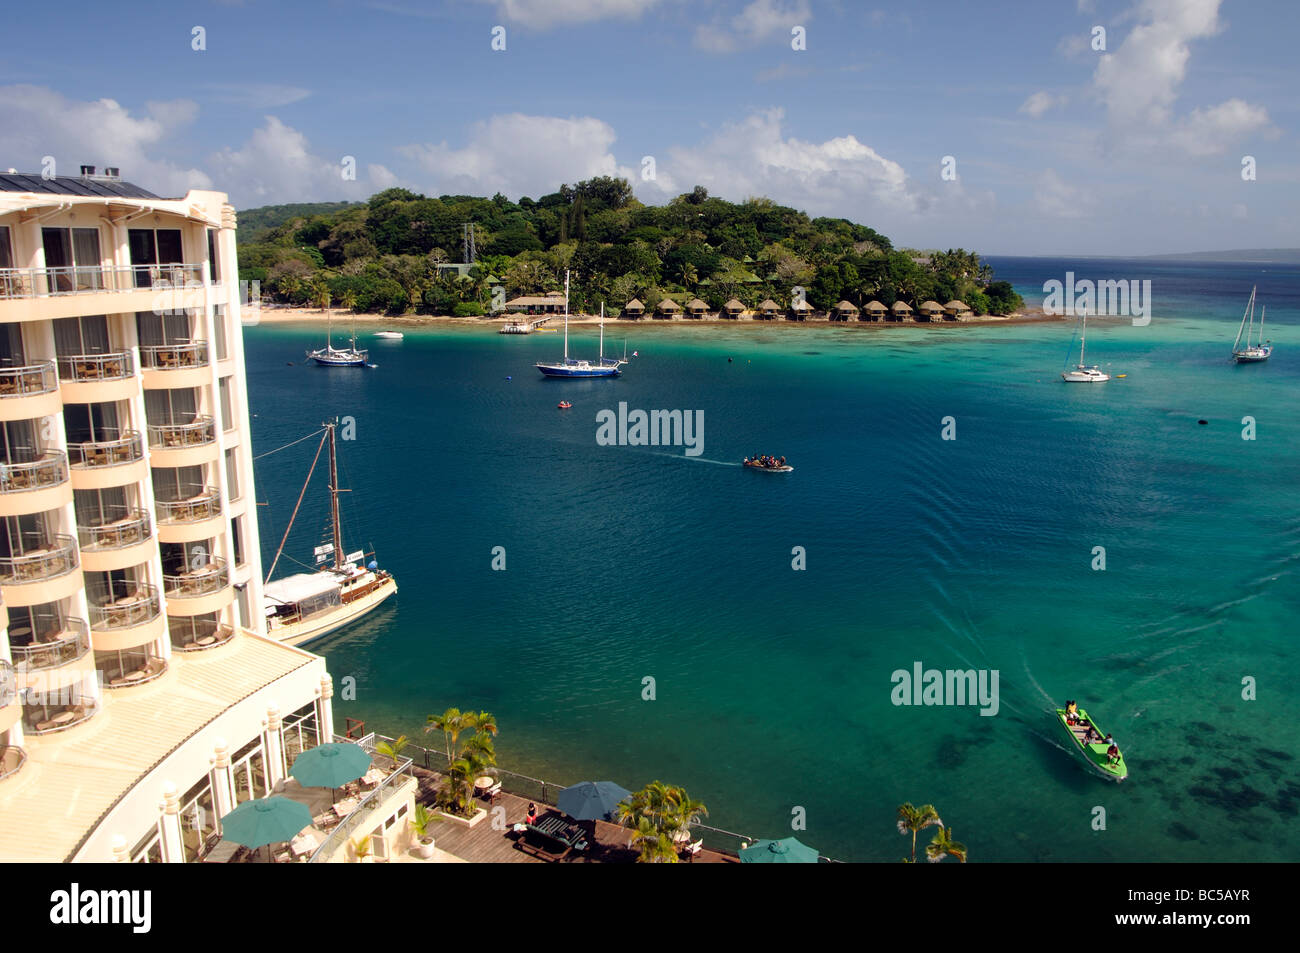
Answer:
[
  {"left": 1056, "top": 704, "right": 1127, "bottom": 782},
  {"left": 557, "top": 401, "right": 572, "bottom": 409},
  {"left": 743, "top": 456, "right": 793, "bottom": 473},
  {"left": 374, "top": 331, "right": 404, "bottom": 340}
]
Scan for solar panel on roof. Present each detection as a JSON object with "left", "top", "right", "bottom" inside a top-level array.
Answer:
[{"left": 0, "top": 172, "right": 160, "bottom": 199}]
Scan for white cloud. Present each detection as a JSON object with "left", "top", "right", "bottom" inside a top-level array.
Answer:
[
  {"left": 695, "top": 0, "right": 811, "bottom": 52},
  {"left": 203, "top": 83, "right": 312, "bottom": 108},
  {"left": 209, "top": 116, "right": 385, "bottom": 205},
  {"left": 1033, "top": 169, "right": 1091, "bottom": 219},
  {"left": 399, "top": 113, "right": 637, "bottom": 197},
  {"left": 636, "top": 108, "right": 921, "bottom": 218},
  {"left": 0, "top": 84, "right": 211, "bottom": 195},
  {"left": 1170, "top": 98, "right": 1272, "bottom": 156},
  {"left": 1019, "top": 91, "right": 1066, "bottom": 118},
  {"left": 475, "top": 0, "right": 665, "bottom": 28}
]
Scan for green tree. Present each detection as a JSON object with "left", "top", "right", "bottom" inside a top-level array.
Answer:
[
  {"left": 926, "top": 826, "right": 968, "bottom": 863},
  {"left": 896, "top": 802, "right": 943, "bottom": 863}
]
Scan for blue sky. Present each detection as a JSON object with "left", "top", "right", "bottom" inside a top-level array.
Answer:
[{"left": 1, "top": 0, "right": 1295, "bottom": 255}]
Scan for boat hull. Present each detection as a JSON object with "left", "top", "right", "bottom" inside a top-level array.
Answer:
[
  {"left": 1056, "top": 707, "right": 1127, "bottom": 781},
  {"left": 1233, "top": 348, "right": 1271, "bottom": 363},
  {"left": 536, "top": 363, "right": 621, "bottom": 378},
  {"left": 268, "top": 575, "right": 397, "bottom": 647},
  {"left": 1062, "top": 370, "right": 1110, "bottom": 382},
  {"left": 309, "top": 352, "right": 369, "bottom": 367},
  {"left": 744, "top": 463, "right": 793, "bottom": 472}
]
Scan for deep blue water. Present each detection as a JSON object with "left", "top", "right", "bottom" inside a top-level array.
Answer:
[{"left": 245, "top": 256, "right": 1300, "bottom": 862}]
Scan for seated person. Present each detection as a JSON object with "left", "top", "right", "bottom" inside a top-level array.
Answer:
[{"left": 1107, "top": 744, "right": 1121, "bottom": 765}]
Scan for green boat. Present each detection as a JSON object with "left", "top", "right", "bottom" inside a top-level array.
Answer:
[{"left": 1056, "top": 706, "right": 1128, "bottom": 782}]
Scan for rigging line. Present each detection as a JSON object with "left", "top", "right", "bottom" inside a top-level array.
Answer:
[
  {"left": 253, "top": 428, "right": 327, "bottom": 461},
  {"left": 265, "top": 430, "right": 329, "bottom": 584}
]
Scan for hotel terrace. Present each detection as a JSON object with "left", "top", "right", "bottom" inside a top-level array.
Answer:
[{"left": 0, "top": 168, "right": 415, "bottom": 863}]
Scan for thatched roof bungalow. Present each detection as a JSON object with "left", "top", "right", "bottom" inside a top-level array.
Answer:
[
  {"left": 864, "top": 300, "right": 889, "bottom": 322},
  {"left": 621, "top": 297, "right": 645, "bottom": 319},
  {"left": 756, "top": 298, "right": 780, "bottom": 320},
  {"left": 918, "top": 300, "right": 945, "bottom": 322},
  {"left": 944, "top": 299, "right": 973, "bottom": 320},
  {"left": 655, "top": 298, "right": 681, "bottom": 318},
  {"left": 723, "top": 298, "right": 745, "bottom": 319},
  {"left": 684, "top": 298, "right": 709, "bottom": 319},
  {"left": 890, "top": 300, "right": 914, "bottom": 321},
  {"left": 788, "top": 299, "right": 812, "bottom": 321},
  {"left": 832, "top": 300, "right": 860, "bottom": 321}
]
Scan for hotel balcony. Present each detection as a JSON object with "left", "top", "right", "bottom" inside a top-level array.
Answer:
[
  {"left": 169, "top": 615, "right": 235, "bottom": 652},
  {"left": 98, "top": 646, "right": 168, "bottom": 690},
  {"left": 87, "top": 583, "right": 166, "bottom": 650},
  {"left": 146, "top": 416, "right": 218, "bottom": 467},
  {"left": 0, "top": 263, "right": 207, "bottom": 323},
  {"left": 56, "top": 350, "right": 138, "bottom": 403},
  {"left": 162, "top": 557, "right": 232, "bottom": 616},
  {"left": 0, "top": 658, "right": 19, "bottom": 737},
  {"left": 9, "top": 619, "right": 94, "bottom": 692},
  {"left": 77, "top": 508, "right": 153, "bottom": 572},
  {"left": 22, "top": 695, "right": 100, "bottom": 736},
  {"left": 0, "top": 741, "right": 25, "bottom": 783},
  {"left": 0, "top": 360, "right": 61, "bottom": 422},
  {"left": 155, "top": 486, "right": 222, "bottom": 544},
  {"left": 0, "top": 536, "right": 82, "bottom": 606},
  {"left": 140, "top": 342, "right": 211, "bottom": 389},
  {"left": 68, "top": 431, "right": 147, "bottom": 490},
  {"left": 0, "top": 452, "right": 72, "bottom": 517}
]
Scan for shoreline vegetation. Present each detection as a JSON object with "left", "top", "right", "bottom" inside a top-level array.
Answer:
[{"left": 237, "top": 177, "right": 1026, "bottom": 323}]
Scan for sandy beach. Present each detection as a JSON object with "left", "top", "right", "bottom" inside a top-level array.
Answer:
[{"left": 253, "top": 305, "right": 1063, "bottom": 330}]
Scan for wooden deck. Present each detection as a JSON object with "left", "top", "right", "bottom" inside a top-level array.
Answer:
[{"left": 414, "top": 769, "right": 736, "bottom": 864}]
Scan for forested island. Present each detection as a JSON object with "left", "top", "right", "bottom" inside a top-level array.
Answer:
[{"left": 236, "top": 177, "right": 1024, "bottom": 319}]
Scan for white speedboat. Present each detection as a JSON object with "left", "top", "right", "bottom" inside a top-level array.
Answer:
[
  {"left": 374, "top": 331, "right": 404, "bottom": 340},
  {"left": 1063, "top": 310, "right": 1109, "bottom": 382}
]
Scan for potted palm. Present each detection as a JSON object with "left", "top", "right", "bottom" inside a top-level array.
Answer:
[
  {"left": 352, "top": 834, "right": 373, "bottom": 864},
  {"left": 411, "top": 803, "right": 438, "bottom": 859}
]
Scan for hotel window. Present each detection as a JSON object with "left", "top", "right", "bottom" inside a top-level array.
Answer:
[
  {"left": 130, "top": 827, "right": 164, "bottom": 864},
  {"left": 4, "top": 601, "right": 69, "bottom": 646},
  {"left": 152, "top": 464, "right": 206, "bottom": 504},
  {"left": 144, "top": 386, "right": 198, "bottom": 429},
  {"left": 85, "top": 565, "right": 149, "bottom": 606},
  {"left": 63, "top": 400, "right": 123, "bottom": 445},
  {"left": 42, "top": 227, "right": 102, "bottom": 292},
  {"left": 0, "top": 511, "right": 55, "bottom": 561},
  {"left": 218, "top": 377, "right": 234, "bottom": 431},
  {"left": 180, "top": 775, "right": 217, "bottom": 862},
  {"left": 225, "top": 447, "right": 239, "bottom": 500},
  {"left": 128, "top": 228, "right": 183, "bottom": 287},
  {"left": 237, "top": 584, "right": 251, "bottom": 630},
  {"left": 231, "top": 515, "right": 245, "bottom": 567},
  {"left": 214, "top": 305, "right": 229, "bottom": 360},
  {"left": 74, "top": 485, "right": 130, "bottom": 529},
  {"left": 0, "top": 419, "right": 41, "bottom": 465},
  {"left": 53, "top": 315, "right": 111, "bottom": 358},
  {"left": 136, "top": 309, "right": 194, "bottom": 346},
  {"left": 230, "top": 737, "right": 268, "bottom": 804},
  {"left": 0, "top": 323, "right": 26, "bottom": 367},
  {"left": 0, "top": 225, "right": 12, "bottom": 268},
  {"left": 207, "top": 229, "right": 220, "bottom": 283}
]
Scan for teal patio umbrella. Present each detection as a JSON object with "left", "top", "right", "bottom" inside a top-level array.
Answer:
[
  {"left": 739, "top": 837, "right": 820, "bottom": 864},
  {"left": 556, "top": 781, "right": 633, "bottom": 822},
  {"left": 220, "top": 796, "right": 313, "bottom": 861},
  {"left": 290, "top": 742, "right": 372, "bottom": 796}
]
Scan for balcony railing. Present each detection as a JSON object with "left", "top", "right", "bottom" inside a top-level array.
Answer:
[
  {"left": 147, "top": 416, "right": 216, "bottom": 450},
  {"left": 78, "top": 509, "right": 151, "bottom": 551},
  {"left": 0, "top": 361, "right": 58, "bottom": 399},
  {"left": 103, "top": 655, "right": 167, "bottom": 689},
  {"left": 68, "top": 431, "right": 144, "bottom": 469},
  {"left": 87, "top": 584, "right": 161, "bottom": 630},
  {"left": 56, "top": 350, "right": 134, "bottom": 382},
  {"left": 170, "top": 619, "right": 235, "bottom": 652},
  {"left": 0, "top": 263, "right": 205, "bottom": 300},
  {"left": 0, "top": 660, "right": 11, "bottom": 705},
  {"left": 139, "top": 342, "right": 210, "bottom": 371},
  {"left": 0, "top": 453, "right": 69, "bottom": 494},
  {"left": 9, "top": 619, "right": 90, "bottom": 672},
  {"left": 0, "top": 744, "right": 26, "bottom": 782},
  {"left": 156, "top": 487, "right": 221, "bottom": 524},
  {"left": 0, "top": 536, "right": 78, "bottom": 585},
  {"left": 163, "top": 558, "right": 229, "bottom": 599},
  {"left": 24, "top": 697, "right": 99, "bottom": 735}
]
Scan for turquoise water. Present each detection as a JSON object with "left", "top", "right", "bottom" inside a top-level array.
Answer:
[{"left": 246, "top": 259, "right": 1300, "bottom": 862}]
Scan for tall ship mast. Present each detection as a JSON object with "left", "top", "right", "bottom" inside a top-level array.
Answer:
[
  {"left": 262, "top": 419, "right": 397, "bottom": 646},
  {"left": 535, "top": 271, "right": 627, "bottom": 378}
]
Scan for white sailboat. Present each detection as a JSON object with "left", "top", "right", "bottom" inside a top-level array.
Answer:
[
  {"left": 1062, "top": 309, "right": 1109, "bottom": 383},
  {"left": 1232, "top": 285, "right": 1272, "bottom": 363},
  {"left": 308, "top": 307, "right": 368, "bottom": 366}
]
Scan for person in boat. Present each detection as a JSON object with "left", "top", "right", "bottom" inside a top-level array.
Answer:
[
  {"left": 1064, "top": 700, "right": 1077, "bottom": 725},
  {"left": 1082, "top": 725, "right": 1101, "bottom": 745},
  {"left": 778, "top": 456, "right": 786, "bottom": 466},
  {"left": 1106, "top": 743, "right": 1121, "bottom": 765}
]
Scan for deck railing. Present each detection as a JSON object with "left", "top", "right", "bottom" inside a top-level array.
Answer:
[
  {"left": 9, "top": 621, "right": 91, "bottom": 672},
  {"left": 56, "top": 351, "right": 134, "bottom": 382},
  {"left": 87, "top": 585, "right": 161, "bottom": 630},
  {"left": 162, "top": 558, "right": 229, "bottom": 599},
  {"left": 147, "top": 416, "right": 216, "bottom": 450},
  {"left": 68, "top": 431, "right": 144, "bottom": 469},
  {"left": 0, "top": 453, "right": 68, "bottom": 494},
  {"left": 0, "top": 536, "right": 79, "bottom": 584},
  {"left": 138, "top": 342, "right": 209, "bottom": 371},
  {"left": 308, "top": 735, "right": 414, "bottom": 863},
  {"left": 155, "top": 487, "right": 221, "bottom": 524},
  {"left": 0, "top": 263, "right": 205, "bottom": 299},
  {"left": 78, "top": 509, "right": 151, "bottom": 550},
  {"left": 0, "top": 361, "right": 58, "bottom": 398}
]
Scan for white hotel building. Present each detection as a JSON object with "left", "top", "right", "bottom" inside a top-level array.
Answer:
[{"left": 0, "top": 168, "right": 344, "bottom": 862}]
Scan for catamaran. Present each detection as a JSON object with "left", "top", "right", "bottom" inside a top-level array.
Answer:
[
  {"left": 1232, "top": 285, "right": 1272, "bottom": 363},
  {"left": 536, "top": 273, "right": 627, "bottom": 378},
  {"left": 1062, "top": 309, "right": 1109, "bottom": 382},
  {"left": 308, "top": 307, "right": 368, "bottom": 366},
  {"left": 262, "top": 419, "right": 396, "bottom": 647}
]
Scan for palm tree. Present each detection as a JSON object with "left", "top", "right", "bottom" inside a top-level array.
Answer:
[
  {"left": 896, "top": 802, "right": 943, "bottom": 863},
  {"left": 375, "top": 734, "right": 408, "bottom": 769},
  {"left": 627, "top": 816, "right": 679, "bottom": 863},
  {"left": 926, "top": 826, "right": 968, "bottom": 863},
  {"left": 313, "top": 281, "right": 331, "bottom": 314},
  {"left": 424, "top": 707, "right": 464, "bottom": 769},
  {"left": 678, "top": 262, "right": 698, "bottom": 290},
  {"left": 339, "top": 289, "right": 357, "bottom": 313}
]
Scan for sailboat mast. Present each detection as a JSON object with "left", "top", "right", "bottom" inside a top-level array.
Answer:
[
  {"left": 599, "top": 301, "right": 605, "bottom": 359},
  {"left": 563, "top": 270, "right": 570, "bottom": 362},
  {"left": 1233, "top": 286, "right": 1255, "bottom": 353},
  {"left": 327, "top": 420, "right": 344, "bottom": 570},
  {"left": 1079, "top": 309, "right": 1087, "bottom": 366},
  {"left": 1259, "top": 305, "right": 1266, "bottom": 346}
]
